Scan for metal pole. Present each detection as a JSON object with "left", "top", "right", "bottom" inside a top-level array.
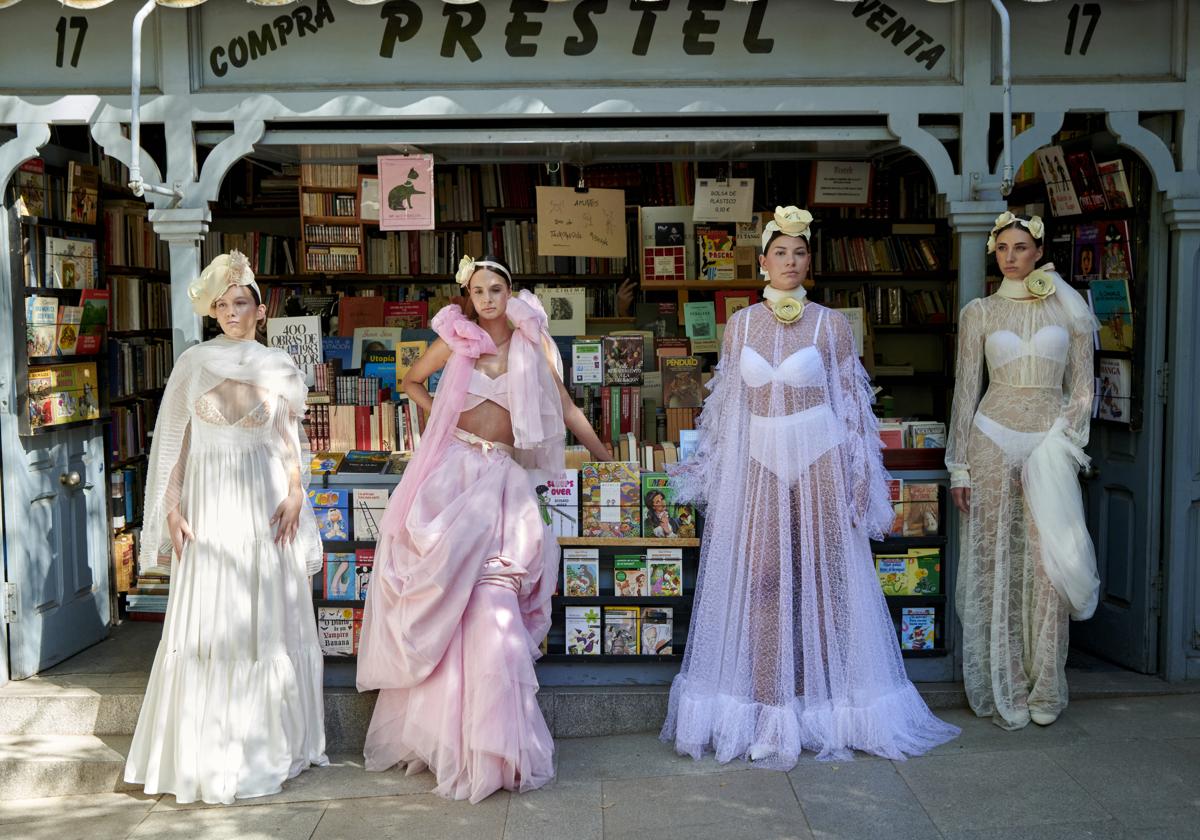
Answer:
[{"left": 129, "top": 0, "right": 181, "bottom": 201}]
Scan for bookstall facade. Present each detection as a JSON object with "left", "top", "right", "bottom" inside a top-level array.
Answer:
[{"left": 1, "top": 0, "right": 1198, "bottom": 690}]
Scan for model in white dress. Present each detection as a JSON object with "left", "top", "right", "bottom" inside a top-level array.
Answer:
[
  {"left": 124, "top": 253, "right": 327, "bottom": 804},
  {"left": 946, "top": 215, "right": 1099, "bottom": 730}
]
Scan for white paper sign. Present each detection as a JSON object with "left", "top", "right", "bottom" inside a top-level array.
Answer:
[
  {"left": 693, "top": 179, "right": 755, "bottom": 222},
  {"left": 810, "top": 161, "right": 872, "bottom": 207}
]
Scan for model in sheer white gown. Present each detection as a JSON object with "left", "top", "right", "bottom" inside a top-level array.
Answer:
[
  {"left": 661, "top": 207, "right": 958, "bottom": 768},
  {"left": 124, "top": 252, "right": 327, "bottom": 804},
  {"left": 946, "top": 213, "right": 1100, "bottom": 731}
]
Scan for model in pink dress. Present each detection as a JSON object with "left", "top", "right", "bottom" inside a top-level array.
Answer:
[{"left": 356, "top": 257, "right": 610, "bottom": 803}]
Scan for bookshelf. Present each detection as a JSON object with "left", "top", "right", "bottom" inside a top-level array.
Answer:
[{"left": 299, "top": 152, "right": 364, "bottom": 274}]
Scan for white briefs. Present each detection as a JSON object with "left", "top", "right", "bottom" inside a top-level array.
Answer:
[{"left": 748, "top": 404, "right": 844, "bottom": 487}]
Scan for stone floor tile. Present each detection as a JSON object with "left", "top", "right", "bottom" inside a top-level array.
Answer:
[
  {"left": 310, "top": 792, "right": 509, "bottom": 839},
  {"left": 940, "top": 820, "right": 1132, "bottom": 840},
  {"left": 895, "top": 749, "right": 1108, "bottom": 834},
  {"left": 502, "top": 779, "right": 602, "bottom": 840},
  {"left": 601, "top": 769, "right": 812, "bottom": 840},
  {"left": 149, "top": 752, "right": 434, "bottom": 810},
  {"left": 1043, "top": 738, "right": 1200, "bottom": 824},
  {"left": 0, "top": 791, "right": 158, "bottom": 840},
  {"left": 129, "top": 800, "right": 327, "bottom": 839},
  {"left": 1065, "top": 695, "right": 1200, "bottom": 740},
  {"left": 556, "top": 732, "right": 739, "bottom": 782},
  {"left": 787, "top": 760, "right": 939, "bottom": 840},
  {"left": 927, "top": 707, "right": 1097, "bottom": 756}
]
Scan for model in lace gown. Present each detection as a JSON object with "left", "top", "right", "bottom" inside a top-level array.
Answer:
[
  {"left": 661, "top": 207, "right": 958, "bottom": 768},
  {"left": 356, "top": 257, "right": 611, "bottom": 803},
  {"left": 946, "top": 213, "right": 1100, "bottom": 730},
  {"left": 124, "top": 253, "right": 327, "bottom": 805}
]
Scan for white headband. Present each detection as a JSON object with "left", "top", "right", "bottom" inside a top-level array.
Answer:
[
  {"left": 455, "top": 255, "right": 512, "bottom": 288},
  {"left": 987, "top": 211, "right": 1045, "bottom": 253}
]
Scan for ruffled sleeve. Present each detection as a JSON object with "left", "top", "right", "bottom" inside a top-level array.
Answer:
[
  {"left": 1052, "top": 279, "right": 1099, "bottom": 448},
  {"left": 432, "top": 304, "right": 497, "bottom": 359}
]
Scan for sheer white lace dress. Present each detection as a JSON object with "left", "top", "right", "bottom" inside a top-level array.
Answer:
[
  {"left": 945, "top": 280, "right": 1096, "bottom": 729},
  {"left": 661, "top": 302, "right": 958, "bottom": 768}
]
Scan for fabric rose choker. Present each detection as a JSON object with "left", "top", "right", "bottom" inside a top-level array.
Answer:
[
  {"left": 456, "top": 255, "right": 512, "bottom": 288},
  {"left": 986, "top": 211, "right": 1045, "bottom": 254}
]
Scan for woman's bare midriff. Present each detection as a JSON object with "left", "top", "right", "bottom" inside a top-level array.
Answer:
[{"left": 456, "top": 400, "right": 516, "bottom": 447}]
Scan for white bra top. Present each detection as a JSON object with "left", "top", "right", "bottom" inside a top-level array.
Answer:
[
  {"left": 739, "top": 307, "right": 826, "bottom": 389},
  {"left": 984, "top": 325, "right": 1069, "bottom": 371},
  {"left": 462, "top": 367, "right": 510, "bottom": 411}
]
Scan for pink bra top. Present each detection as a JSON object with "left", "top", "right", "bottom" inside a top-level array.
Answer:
[{"left": 462, "top": 367, "right": 510, "bottom": 411}]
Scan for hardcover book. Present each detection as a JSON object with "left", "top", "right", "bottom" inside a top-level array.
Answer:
[
  {"left": 355, "top": 549, "right": 374, "bottom": 601},
  {"left": 900, "top": 606, "right": 936, "bottom": 650},
  {"left": 562, "top": 549, "right": 600, "bottom": 598},
  {"left": 1096, "top": 356, "right": 1132, "bottom": 423},
  {"left": 307, "top": 488, "right": 351, "bottom": 541},
  {"left": 352, "top": 487, "right": 390, "bottom": 541},
  {"left": 1090, "top": 278, "right": 1134, "bottom": 352},
  {"left": 640, "top": 472, "right": 696, "bottom": 539},
  {"left": 646, "top": 548, "right": 684, "bottom": 597},
  {"left": 661, "top": 356, "right": 703, "bottom": 409},
  {"left": 602, "top": 335, "right": 644, "bottom": 386},
  {"left": 613, "top": 554, "right": 648, "bottom": 596},
  {"left": 565, "top": 606, "right": 601, "bottom": 655},
  {"left": 323, "top": 553, "right": 357, "bottom": 600},
  {"left": 45, "top": 236, "right": 96, "bottom": 289},
  {"left": 66, "top": 161, "right": 100, "bottom": 225},
  {"left": 317, "top": 606, "right": 355, "bottom": 656},
  {"left": 603, "top": 606, "right": 640, "bottom": 655},
  {"left": 536, "top": 470, "right": 579, "bottom": 538},
  {"left": 640, "top": 607, "right": 673, "bottom": 654}
]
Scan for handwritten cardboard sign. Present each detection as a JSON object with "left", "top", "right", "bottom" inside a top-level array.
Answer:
[
  {"left": 693, "top": 178, "right": 754, "bottom": 222},
  {"left": 536, "top": 187, "right": 627, "bottom": 258}
]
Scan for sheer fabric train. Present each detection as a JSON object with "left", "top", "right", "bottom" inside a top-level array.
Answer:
[
  {"left": 662, "top": 303, "right": 959, "bottom": 768},
  {"left": 125, "top": 336, "right": 327, "bottom": 805}
]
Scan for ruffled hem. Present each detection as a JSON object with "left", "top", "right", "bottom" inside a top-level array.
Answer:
[
  {"left": 124, "top": 644, "right": 328, "bottom": 805},
  {"left": 660, "top": 674, "right": 959, "bottom": 769}
]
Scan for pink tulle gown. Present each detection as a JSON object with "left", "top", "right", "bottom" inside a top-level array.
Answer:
[{"left": 357, "top": 294, "right": 563, "bottom": 803}]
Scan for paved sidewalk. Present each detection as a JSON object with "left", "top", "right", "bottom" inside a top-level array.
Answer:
[{"left": 2, "top": 693, "right": 1198, "bottom": 840}]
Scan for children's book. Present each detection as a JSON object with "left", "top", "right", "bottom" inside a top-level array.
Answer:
[
  {"left": 67, "top": 161, "right": 99, "bottom": 225},
  {"left": 580, "top": 461, "right": 640, "bottom": 538},
  {"left": 613, "top": 554, "right": 648, "bottom": 597},
  {"left": 646, "top": 548, "right": 684, "bottom": 597},
  {"left": 602, "top": 335, "right": 644, "bottom": 386},
  {"left": 640, "top": 472, "right": 696, "bottom": 539},
  {"left": 603, "top": 606, "right": 640, "bottom": 655},
  {"left": 1089, "top": 278, "right": 1134, "bottom": 352},
  {"left": 876, "top": 555, "right": 912, "bottom": 596},
  {"left": 310, "top": 451, "right": 346, "bottom": 475},
  {"left": 317, "top": 606, "right": 354, "bottom": 655},
  {"left": 45, "top": 236, "right": 96, "bottom": 289},
  {"left": 900, "top": 606, "right": 936, "bottom": 650},
  {"left": 352, "top": 487, "right": 390, "bottom": 541},
  {"left": 572, "top": 340, "right": 603, "bottom": 385},
  {"left": 323, "top": 553, "right": 357, "bottom": 600},
  {"left": 26, "top": 362, "right": 100, "bottom": 427},
  {"left": 902, "top": 483, "right": 940, "bottom": 537},
  {"left": 355, "top": 549, "right": 374, "bottom": 601},
  {"left": 562, "top": 549, "right": 600, "bottom": 598},
  {"left": 661, "top": 356, "right": 703, "bottom": 408},
  {"left": 1096, "top": 356, "right": 1132, "bottom": 423},
  {"left": 307, "top": 488, "right": 351, "bottom": 541},
  {"left": 565, "top": 606, "right": 601, "bottom": 655},
  {"left": 536, "top": 470, "right": 579, "bottom": 537},
  {"left": 909, "top": 548, "right": 942, "bottom": 596},
  {"left": 640, "top": 607, "right": 673, "bottom": 654}
]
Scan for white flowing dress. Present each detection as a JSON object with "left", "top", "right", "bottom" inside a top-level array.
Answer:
[
  {"left": 662, "top": 302, "right": 958, "bottom": 767},
  {"left": 945, "top": 279, "right": 1097, "bottom": 729},
  {"left": 124, "top": 338, "right": 328, "bottom": 804}
]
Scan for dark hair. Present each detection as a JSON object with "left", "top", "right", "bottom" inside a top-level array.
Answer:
[
  {"left": 458, "top": 255, "right": 513, "bottom": 321},
  {"left": 994, "top": 214, "right": 1044, "bottom": 247},
  {"left": 645, "top": 489, "right": 666, "bottom": 507}
]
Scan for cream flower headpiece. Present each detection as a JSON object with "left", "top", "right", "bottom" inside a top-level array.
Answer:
[
  {"left": 188, "top": 250, "right": 259, "bottom": 317},
  {"left": 986, "top": 211, "right": 1045, "bottom": 253},
  {"left": 760, "top": 205, "right": 815, "bottom": 251},
  {"left": 455, "top": 255, "right": 511, "bottom": 288}
]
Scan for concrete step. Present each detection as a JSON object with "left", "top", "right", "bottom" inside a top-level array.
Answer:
[{"left": 0, "top": 735, "right": 133, "bottom": 801}]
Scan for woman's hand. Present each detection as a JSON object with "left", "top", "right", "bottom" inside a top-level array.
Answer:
[
  {"left": 166, "top": 509, "right": 194, "bottom": 559},
  {"left": 270, "top": 488, "right": 304, "bottom": 547},
  {"left": 951, "top": 486, "right": 971, "bottom": 514}
]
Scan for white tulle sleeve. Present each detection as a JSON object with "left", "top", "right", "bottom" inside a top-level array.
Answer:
[
  {"left": 666, "top": 318, "right": 742, "bottom": 507},
  {"left": 945, "top": 298, "right": 986, "bottom": 489},
  {"left": 1054, "top": 280, "right": 1099, "bottom": 448}
]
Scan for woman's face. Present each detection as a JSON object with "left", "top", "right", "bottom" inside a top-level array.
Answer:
[
  {"left": 758, "top": 234, "right": 811, "bottom": 292},
  {"left": 994, "top": 227, "right": 1043, "bottom": 280},
  {"left": 468, "top": 269, "right": 511, "bottom": 323},
  {"left": 213, "top": 285, "right": 264, "bottom": 341},
  {"left": 1079, "top": 249, "right": 1094, "bottom": 273},
  {"left": 651, "top": 493, "right": 667, "bottom": 513}
]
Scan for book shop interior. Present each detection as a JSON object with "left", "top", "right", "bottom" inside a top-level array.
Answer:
[{"left": 2, "top": 109, "right": 1159, "bottom": 686}]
